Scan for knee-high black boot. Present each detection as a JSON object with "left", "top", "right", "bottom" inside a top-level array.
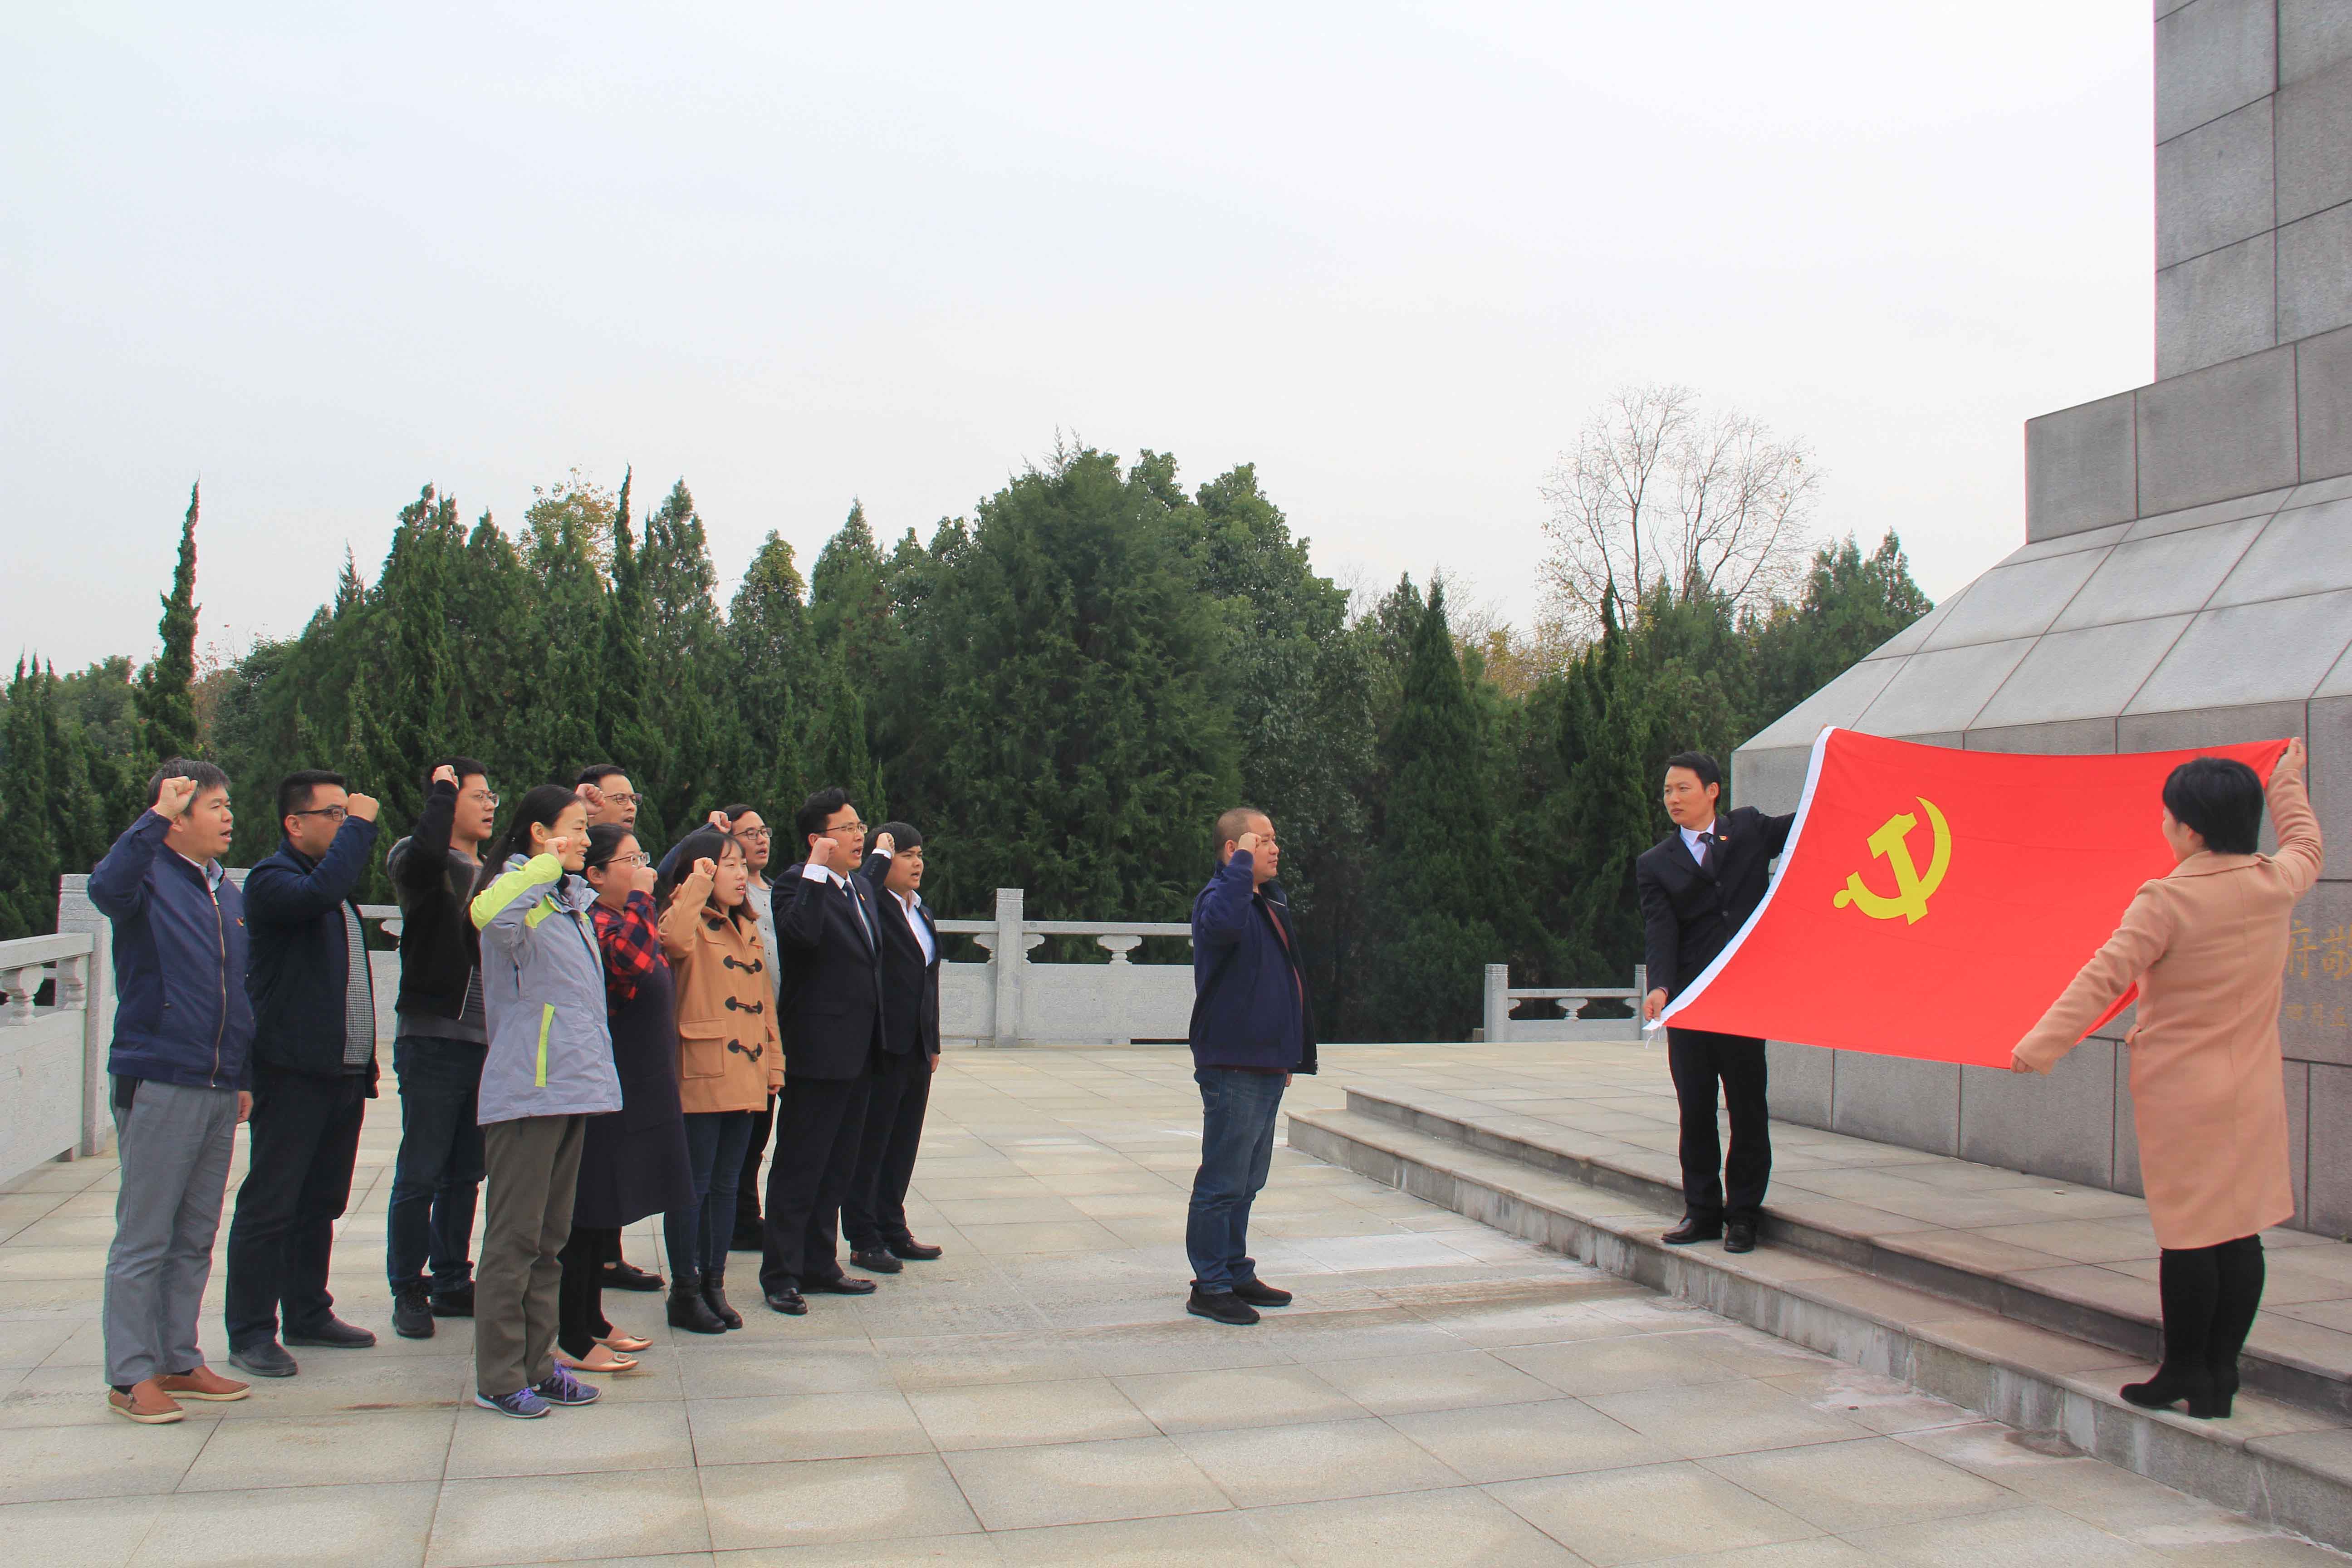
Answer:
[
  {"left": 2205, "top": 1235, "right": 2265, "bottom": 1417},
  {"left": 2125, "top": 1244, "right": 2223, "bottom": 1418}
]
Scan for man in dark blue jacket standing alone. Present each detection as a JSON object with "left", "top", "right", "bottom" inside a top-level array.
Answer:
[
  {"left": 89, "top": 760, "right": 257, "bottom": 1424},
  {"left": 223, "top": 769, "right": 383, "bottom": 1377},
  {"left": 1185, "top": 807, "right": 1316, "bottom": 1326}
]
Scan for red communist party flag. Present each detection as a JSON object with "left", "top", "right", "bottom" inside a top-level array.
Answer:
[{"left": 1656, "top": 728, "right": 2290, "bottom": 1068}]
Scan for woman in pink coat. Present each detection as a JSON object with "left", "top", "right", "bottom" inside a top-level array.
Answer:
[{"left": 2011, "top": 739, "right": 2319, "bottom": 1419}]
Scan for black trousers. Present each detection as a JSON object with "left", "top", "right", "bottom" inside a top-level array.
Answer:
[
  {"left": 557, "top": 1225, "right": 619, "bottom": 1358},
  {"left": 732, "top": 1092, "right": 776, "bottom": 1245},
  {"left": 2157, "top": 1235, "right": 2266, "bottom": 1375},
  {"left": 844, "top": 1048, "right": 933, "bottom": 1250},
  {"left": 225, "top": 1065, "right": 369, "bottom": 1350},
  {"left": 758, "top": 1074, "right": 872, "bottom": 1294},
  {"left": 1666, "top": 1028, "right": 1770, "bottom": 1225}
]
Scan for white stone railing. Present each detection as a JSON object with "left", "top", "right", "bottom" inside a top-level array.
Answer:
[
  {"left": 1482, "top": 963, "right": 1648, "bottom": 1044},
  {"left": 0, "top": 929, "right": 107, "bottom": 1187}
]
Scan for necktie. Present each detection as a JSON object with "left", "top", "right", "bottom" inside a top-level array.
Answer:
[{"left": 1698, "top": 831, "right": 1718, "bottom": 874}]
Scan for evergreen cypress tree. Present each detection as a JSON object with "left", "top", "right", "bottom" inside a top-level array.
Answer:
[
  {"left": 40, "top": 661, "right": 109, "bottom": 878},
  {"left": 0, "top": 661, "right": 60, "bottom": 938},
  {"left": 810, "top": 647, "right": 886, "bottom": 823},
  {"left": 637, "top": 478, "right": 727, "bottom": 847},
  {"left": 520, "top": 478, "right": 611, "bottom": 781},
  {"left": 136, "top": 482, "right": 203, "bottom": 763},
  {"left": 726, "top": 532, "right": 816, "bottom": 814},
  {"left": 1365, "top": 582, "right": 1502, "bottom": 1040},
  {"left": 1553, "top": 586, "right": 1658, "bottom": 985},
  {"left": 452, "top": 511, "right": 536, "bottom": 793},
  {"left": 374, "top": 485, "right": 463, "bottom": 825},
  {"left": 596, "top": 469, "right": 657, "bottom": 777}
]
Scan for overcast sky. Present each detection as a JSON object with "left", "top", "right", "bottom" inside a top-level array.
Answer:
[{"left": 4, "top": 2, "right": 2154, "bottom": 671}]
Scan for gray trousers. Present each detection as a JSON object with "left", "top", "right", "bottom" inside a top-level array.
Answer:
[
  {"left": 476, "top": 1115, "right": 584, "bottom": 1399},
  {"left": 104, "top": 1079, "right": 241, "bottom": 1388}
]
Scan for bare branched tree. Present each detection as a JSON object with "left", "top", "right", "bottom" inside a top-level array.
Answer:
[{"left": 1540, "top": 384, "right": 1819, "bottom": 638}]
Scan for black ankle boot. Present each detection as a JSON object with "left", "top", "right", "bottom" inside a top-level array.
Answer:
[
  {"left": 701, "top": 1269, "right": 743, "bottom": 1330},
  {"left": 2206, "top": 1356, "right": 2240, "bottom": 1418},
  {"left": 667, "top": 1272, "right": 726, "bottom": 1334},
  {"left": 2122, "top": 1363, "right": 2220, "bottom": 1418}
]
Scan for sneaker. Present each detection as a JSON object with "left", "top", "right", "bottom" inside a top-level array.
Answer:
[
  {"left": 531, "top": 1364, "right": 601, "bottom": 1407},
  {"left": 474, "top": 1385, "right": 550, "bottom": 1419},
  {"left": 430, "top": 1284, "right": 475, "bottom": 1318},
  {"left": 1186, "top": 1286, "right": 1261, "bottom": 1326},
  {"left": 392, "top": 1289, "right": 435, "bottom": 1339}
]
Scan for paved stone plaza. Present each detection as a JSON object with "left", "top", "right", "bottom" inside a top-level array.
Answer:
[{"left": 2, "top": 1046, "right": 2345, "bottom": 1566}]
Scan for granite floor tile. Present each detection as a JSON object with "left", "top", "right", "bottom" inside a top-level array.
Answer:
[
  {"left": 1702, "top": 1436, "right": 2015, "bottom": 1532},
  {"left": 179, "top": 1406, "right": 456, "bottom": 1490},
  {"left": 907, "top": 1375, "right": 1153, "bottom": 1450},
  {"left": 1248, "top": 1485, "right": 1586, "bottom": 1566},
  {"left": 1173, "top": 1416, "right": 1462, "bottom": 1507},
  {"left": 1297, "top": 1348, "right": 1558, "bottom": 1415},
  {"left": 1386, "top": 1396, "right": 1673, "bottom": 1483},
  {"left": 1582, "top": 1379, "right": 1870, "bottom": 1460},
  {"left": 0, "top": 1493, "right": 166, "bottom": 1568},
  {"left": 699, "top": 1454, "right": 981, "bottom": 1551},
  {"left": 941, "top": 1435, "right": 1230, "bottom": 1531},
  {"left": 1841, "top": 1503, "right": 2173, "bottom": 1566},
  {"left": 685, "top": 1391, "right": 932, "bottom": 1467},
  {"left": 1494, "top": 1333, "right": 1749, "bottom": 1397},
  {"left": 1490, "top": 1460, "right": 1821, "bottom": 1564},
  {"left": 1112, "top": 1363, "right": 1367, "bottom": 1433},
  {"left": 137, "top": 1479, "right": 441, "bottom": 1568}
]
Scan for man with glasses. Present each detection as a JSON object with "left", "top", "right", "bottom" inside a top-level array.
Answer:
[
  {"left": 385, "top": 757, "right": 498, "bottom": 1338},
  {"left": 225, "top": 769, "right": 384, "bottom": 1376},
  {"left": 847, "top": 821, "right": 946, "bottom": 1276},
  {"left": 759, "top": 788, "right": 888, "bottom": 1315}
]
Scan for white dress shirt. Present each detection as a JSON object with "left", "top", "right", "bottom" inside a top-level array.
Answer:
[
  {"left": 1679, "top": 818, "right": 1718, "bottom": 865},
  {"left": 894, "top": 889, "right": 936, "bottom": 965}
]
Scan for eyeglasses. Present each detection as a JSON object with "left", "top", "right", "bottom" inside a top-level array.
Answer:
[
  {"left": 289, "top": 807, "right": 349, "bottom": 824},
  {"left": 600, "top": 790, "right": 642, "bottom": 806},
  {"left": 607, "top": 851, "right": 650, "bottom": 868},
  {"left": 462, "top": 790, "right": 500, "bottom": 808},
  {"left": 733, "top": 827, "right": 772, "bottom": 841},
  {"left": 824, "top": 821, "right": 867, "bottom": 837}
]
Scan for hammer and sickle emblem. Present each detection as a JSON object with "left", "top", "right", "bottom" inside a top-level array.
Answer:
[{"left": 1833, "top": 798, "right": 1951, "bottom": 925}]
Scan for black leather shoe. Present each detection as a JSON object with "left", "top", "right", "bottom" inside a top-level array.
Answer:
[
  {"left": 602, "top": 1259, "right": 665, "bottom": 1292},
  {"left": 430, "top": 1284, "right": 475, "bottom": 1318},
  {"left": 1724, "top": 1221, "right": 1758, "bottom": 1254},
  {"left": 1661, "top": 1217, "right": 1724, "bottom": 1245},
  {"left": 284, "top": 1315, "right": 376, "bottom": 1348},
  {"left": 392, "top": 1289, "right": 434, "bottom": 1340},
  {"left": 803, "top": 1274, "right": 877, "bottom": 1295},
  {"left": 1231, "top": 1278, "right": 1293, "bottom": 1307},
  {"left": 850, "top": 1246, "right": 904, "bottom": 1274},
  {"left": 228, "top": 1341, "right": 299, "bottom": 1377},
  {"left": 887, "top": 1238, "right": 944, "bottom": 1261},
  {"left": 764, "top": 1287, "right": 808, "bottom": 1316},
  {"left": 1186, "top": 1287, "right": 1260, "bottom": 1326}
]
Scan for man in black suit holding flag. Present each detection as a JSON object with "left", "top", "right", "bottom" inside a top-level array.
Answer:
[
  {"left": 1636, "top": 751, "right": 1795, "bottom": 1256},
  {"left": 759, "top": 788, "right": 888, "bottom": 1316}
]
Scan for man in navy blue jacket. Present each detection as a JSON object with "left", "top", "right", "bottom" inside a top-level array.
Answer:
[
  {"left": 88, "top": 760, "right": 257, "bottom": 1424},
  {"left": 1185, "top": 807, "right": 1316, "bottom": 1326},
  {"left": 223, "top": 769, "right": 382, "bottom": 1377}
]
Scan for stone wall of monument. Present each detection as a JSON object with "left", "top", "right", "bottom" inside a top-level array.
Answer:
[{"left": 1730, "top": 0, "right": 2352, "bottom": 1235}]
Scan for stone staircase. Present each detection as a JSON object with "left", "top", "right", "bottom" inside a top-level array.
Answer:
[{"left": 1288, "top": 1083, "right": 2352, "bottom": 1551}]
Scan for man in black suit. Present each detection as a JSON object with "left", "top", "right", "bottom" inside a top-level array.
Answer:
[
  {"left": 1636, "top": 751, "right": 1795, "bottom": 1255},
  {"left": 758, "top": 788, "right": 888, "bottom": 1315},
  {"left": 845, "top": 821, "right": 946, "bottom": 1275}
]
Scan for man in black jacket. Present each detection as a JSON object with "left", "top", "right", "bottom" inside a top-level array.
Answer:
[
  {"left": 383, "top": 758, "right": 498, "bottom": 1338},
  {"left": 1635, "top": 751, "right": 1796, "bottom": 1255},
  {"left": 758, "top": 787, "right": 888, "bottom": 1315},
  {"left": 224, "top": 770, "right": 382, "bottom": 1377},
  {"left": 846, "top": 822, "right": 946, "bottom": 1275}
]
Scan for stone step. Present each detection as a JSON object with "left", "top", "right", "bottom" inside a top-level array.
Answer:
[
  {"left": 1285, "top": 1098, "right": 2352, "bottom": 1553},
  {"left": 1332, "top": 1083, "right": 2352, "bottom": 1423}
]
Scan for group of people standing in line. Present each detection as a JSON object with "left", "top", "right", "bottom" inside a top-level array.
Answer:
[{"left": 90, "top": 755, "right": 945, "bottom": 1424}]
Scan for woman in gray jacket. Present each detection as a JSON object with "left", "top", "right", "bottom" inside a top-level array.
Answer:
[{"left": 466, "top": 784, "right": 623, "bottom": 1418}]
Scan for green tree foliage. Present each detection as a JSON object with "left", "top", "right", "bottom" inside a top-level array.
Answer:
[
  {"left": 0, "top": 662, "right": 60, "bottom": 939},
  {"left": 135, "top": 483, "right": 203, "bottom": 764},
  {"left": 98, "top": 449, "right": 1928, "bottom": 1038}
]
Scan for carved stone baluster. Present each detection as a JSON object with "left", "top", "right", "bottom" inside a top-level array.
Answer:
[
  {"left": 1098, "top": 936, "right": 1141, "bottom": 966},
  {"left": 0, "top": 965, "right": 28, "bottom": 1025}
]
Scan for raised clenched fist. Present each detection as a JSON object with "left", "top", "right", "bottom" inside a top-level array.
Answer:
[
  {"left": 807, "top": 835, "right": 837, "bottom": 873},
  {"left": 544, "top": 835, "right": 576, "bottom": 860},
  {"left": 707, "top": 809, "right": 731, "bottom": 831},
  {"left": 691, "top": 857, "right": 717, "bottom": 882},
  {"left": 576, "top": 781, "right": 606, "bottom": 812},
  {"left": 1233, "top": 830, "right": 1259, "bottom": 856},
  {"left": 152, "top": 774, "right": 199, "bottom": 820},
  {"left": 346, "top": 793, "right": 381, "bottom": 823},
  {"left": 631, "top": 861, "right": 658, "bottom": 897},
  {"left": 873, "top": 831, "right": 895, "bottom": 857},
  {"left": 432, "top": 764, "right": 460, "bottom": 788}
]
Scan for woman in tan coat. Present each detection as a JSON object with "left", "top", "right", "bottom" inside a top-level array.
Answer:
[
  {"left": 655, "top": 827, "right": 781, "bottom": 1333},
  {"left": 2012, "top": 739, "right": 2319, "bottom": 1418}
]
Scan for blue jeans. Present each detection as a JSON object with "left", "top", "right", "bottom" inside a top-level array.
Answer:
[
  {"left": 1186, "top": 1067, "right": 1286, "bottom": 1293},
  {"left": 386, "top": 1036, "right": 486, "bottom": 1297},
  {"left": 666, "top": 1110, "right": 756, "bottom": 1281}
]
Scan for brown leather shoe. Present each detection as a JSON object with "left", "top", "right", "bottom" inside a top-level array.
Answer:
[
  {"left": 159, "top": 1366, "right": 251, "bottom": 1402},
  {"left": 108, "top": 1379, "right": 185, "bottom": 1424}
]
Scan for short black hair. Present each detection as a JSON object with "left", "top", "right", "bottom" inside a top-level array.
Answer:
[
  {"left": 146, "top": 758, "right": 229, "bottom": 807},
  {"left": 874, "top": 819, "right": 923, "bottom": 853},
  {"left": 575, "top": 763, "right": 629, "bottom": 789},
  {"left": 1664, "top": 751, "right": 1723, "bottom": 793},
  {"left": 1213, "top": 806, "right": 1268, "bottom": 850},
  {"left": 428, "top": 754, "right": 489, "bottom": 793},
  {"left": 277, "top": 769, "right": 348, "bottom": 821},
  {"left": 582, "top": 822, "right": 634, "bottom": 876},
  {"left": 2162, "top": 756, "right": 2264, "bottom": 855},
  {"left": 720, "top": 803, "right": 761, "bottom": 823},
  {"left": 795, "top": 786, "right": 853, "bottom": 846}
]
